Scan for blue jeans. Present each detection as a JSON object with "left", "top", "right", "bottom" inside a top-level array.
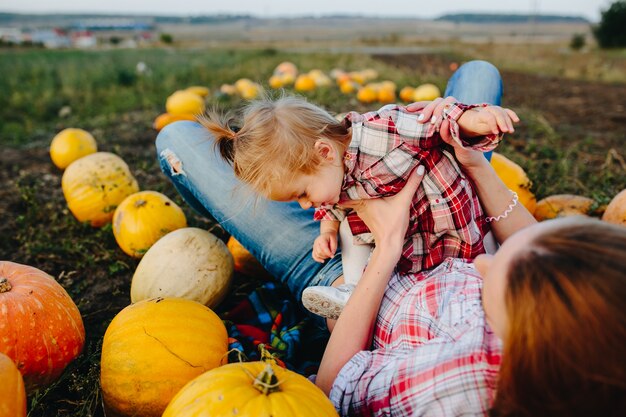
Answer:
[{"left": 155, "top": 60, "right": 502, "bottom": 323}]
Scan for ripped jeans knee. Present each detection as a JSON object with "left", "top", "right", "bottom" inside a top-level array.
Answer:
[{"left": 160, "top": 148, "right": 186, "bottom": 177}]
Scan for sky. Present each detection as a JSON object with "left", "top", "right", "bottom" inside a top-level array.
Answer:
[{"left": 0, "top": 0, "right": 613, "bottom": 22}]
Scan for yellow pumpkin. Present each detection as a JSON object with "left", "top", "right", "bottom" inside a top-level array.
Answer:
[
  {"left": 399, "top": 86, "right": 415, "bottom": 102},
  {"left": 413, "top": 83, "right": 441, "bottom": 102},
  {"left": 240, "top": 83, "right": 263, "bottom": 100},
  {"left": 534, "top": 194, "right": 595, "bottom": 221},
  {"left": 163, "top": 361, "right": 339, "bottom": 417},
  {"left": 0, "top": 353, "right": 26, "bottom": 417},
  {"left": 268, "top": 74, "right": 285, "bottom": 89},
  {"left": 602, "top": 189, "right": 626, "bottom": 226},
  {"left": 377, "top": 87, "right": 396, "bottom": 104},
  {"left": 184, "top": 86, "right": 210, "bottom": 97},
  {"left": 49, "top": 128, "right": 98, "bottom": 170},
  {"left": 227, "top": 237, "right": 272, "bottom": 279},
  {"left": 153, "top": 113, "right": 197, "bottom": 131},
  {"left": 101, "top": 298, "right": 228, "bottom": 417},
  {"left": 294, "top": 74, "right": 316, "bottom": 92},
  {"left": 339, "top": 80, "right": 359, "bottom": 94},
  {"left": 131, "top": 228, "right": 234, "bottom": 308},
  {"left": 166, "top": 90, "right": 205, "bottom": 116},
  {"left": 62, "top": 152, "right": 139, "bottom": 227},
  {"left": 357, "top": 85, "right": 378, "bottom": 103},
  {"left": 490, "top": 152, "right": 537, "bottom": 214},
  {"left": 235, "top": 78, "right": 254, "bottom": 94},
  {"left": 112, "top": 191, "right": 187, "bottom": 258}
]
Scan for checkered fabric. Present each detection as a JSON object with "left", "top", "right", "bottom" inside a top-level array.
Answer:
[
  {"left": 329, "top": 259, "right": 502, "bottom": 416},
  {"left": 314, "top": 103, "right": 501, "bottom": 273}
]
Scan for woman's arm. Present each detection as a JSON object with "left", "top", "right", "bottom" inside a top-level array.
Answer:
[
  {"left": 315, "top": 166, "right": 426, "bottom": 395},
  {"left": 463, "top": 157, "right": 537, "bottom": 243},
  {"left": 315, "top": 241, "right": 402, "bottom": 394}
]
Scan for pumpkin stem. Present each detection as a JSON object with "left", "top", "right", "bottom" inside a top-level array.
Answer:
[
  {"left": 134, "top": 199, "right": 147, "bottom": 208},
  {"left": 252, "top": 363, "right": 281, "bottom": 395},
  {"left": 0, "top": 278, "right": 11, "bottom": 293}
]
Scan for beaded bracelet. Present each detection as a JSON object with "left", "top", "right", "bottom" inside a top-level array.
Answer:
[{"left": 486, "top": 191, "right": 519, "bottom": 222}]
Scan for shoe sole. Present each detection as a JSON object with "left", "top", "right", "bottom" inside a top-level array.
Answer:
[{"left": 302, "top": 291, "right": 344, "bottom": 320}]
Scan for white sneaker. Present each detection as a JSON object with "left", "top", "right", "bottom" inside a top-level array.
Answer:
[{"left": 302, "top": 283, "right": 355, "bottom": 320}]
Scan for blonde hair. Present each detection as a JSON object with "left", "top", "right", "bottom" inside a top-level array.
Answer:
[{"left": 198, "top": 95, "right": 350, "bottom": 197}]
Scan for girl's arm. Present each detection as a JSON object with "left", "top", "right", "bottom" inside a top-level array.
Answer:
[{"left": 316, "top": 166, "right": 425, "bottom": 395}]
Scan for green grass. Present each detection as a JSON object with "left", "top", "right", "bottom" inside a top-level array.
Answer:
[{"left": 0, "top": 48, "right": 438, "bottom": 147}]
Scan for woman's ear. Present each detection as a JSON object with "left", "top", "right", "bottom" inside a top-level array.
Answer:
[{"left": 314, "top": 140, "right": 335, "bottom": 162}]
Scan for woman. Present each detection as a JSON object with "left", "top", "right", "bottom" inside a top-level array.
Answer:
[{"left": 156, "top": 61, "right": 626, "bottom": 415}]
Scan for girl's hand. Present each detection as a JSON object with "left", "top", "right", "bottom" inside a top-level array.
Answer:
[
  {"left": 343, "top": 165, "right": 426, "bottom": 250},
  {"left": 312, "top": 232, "right": 337, "bottom": 263},
  {"left": 457, "top": 105, "right": 519, "bottom": 137}
]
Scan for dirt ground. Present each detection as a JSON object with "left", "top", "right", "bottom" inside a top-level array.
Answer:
[{"left": 1, "top": 53, "right": 625, "bottom": 416}]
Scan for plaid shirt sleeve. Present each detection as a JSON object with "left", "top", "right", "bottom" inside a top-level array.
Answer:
[
  {"left": 314, "top": 205, "right": 348, "bottom": 222},
  {"left": 377, "top": 103, "right": 502, "bottom": 153},
  {"left": 329, "top": 336, "right": 497, "bottom": 416}
]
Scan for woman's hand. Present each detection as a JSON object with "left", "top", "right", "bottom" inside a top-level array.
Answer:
[
  {"left": 408, "top": 97, "right": 516, "bottom": 170},
  {"left": 342, "top": 165, "right": 426, "bottom": 251}
]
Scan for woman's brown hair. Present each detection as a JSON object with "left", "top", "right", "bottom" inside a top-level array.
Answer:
[{"left": 491, "top": 217, "right": 626, "bottom": 417}]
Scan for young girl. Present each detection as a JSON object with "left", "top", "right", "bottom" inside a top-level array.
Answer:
[{"left": 200, "top": 95, "right": 518, "bottom": 319}]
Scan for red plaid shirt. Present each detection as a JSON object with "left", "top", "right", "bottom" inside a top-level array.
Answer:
[
  {"left": 329, "top": 259, "right": 502, "bottom": 416},
  {"left": 314, "top": 103, "right": 501, "bottom": 274}
]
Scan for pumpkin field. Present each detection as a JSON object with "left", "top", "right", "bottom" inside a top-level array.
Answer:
[{"left": 1, "top": 45, "right": 625, "bottom": 416}]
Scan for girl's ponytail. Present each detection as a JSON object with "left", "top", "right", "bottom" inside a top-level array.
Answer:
[{"left": 198, "top": 111, "right": 238, "bottom": 164}]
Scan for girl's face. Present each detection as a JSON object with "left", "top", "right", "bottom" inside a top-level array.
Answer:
[
  {"left": 269, "top": 140, "right": 345, "bottom": 209},
  {"left": 474, "top": 225, "right": 540, "bottom": 340}
]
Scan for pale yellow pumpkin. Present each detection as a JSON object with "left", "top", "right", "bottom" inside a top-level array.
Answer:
[
  {"left": 49, "top": 128, "right": 97, "bottom": 169},
  {"left": 184, "top": 86, "right": 210, "bottom": 97},
  {"left": 61, "top": 152, "right": 139, "bottom": 227},
  {"left": 274, "top": 61, "right": 298, "bottom": 78},
  {"left": 602, "top": 189, "right": 626, "bottom": 226},
  {"left": 101, "top": 298, "right": 228, "bottom": 417},
  {"left": 131, "top": 228, "right": 234, "bottom": 308},
  {"left": 490, "top": 152, "right": 537, "bottom": 214},
  {"left": 534, "top": 194, "right": 595, "bottom": 221},
  {"left": 413, "top": 83, "right": 441, "bottom": 102},
  {"left": 112, "top": 191, "right": 187, "bottom": 258},
  {"left": 166, "top": 90, "right": 205, "bottom": 116},
  {"left": 163, "top": 361, "right": 339, "bottom": 417}
]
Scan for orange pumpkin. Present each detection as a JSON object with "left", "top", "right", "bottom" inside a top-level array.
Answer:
[
  {"left": 0, "top": 261, "right": 85, "bottom": 391},
  {"left": 227, "top": 237, "right": 272, "bottom": 279},
  {"left": 0, "top": 353, "right": 26, "bottom": 417}
]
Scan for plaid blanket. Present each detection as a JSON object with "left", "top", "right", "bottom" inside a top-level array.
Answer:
[{"left": 217, "top": 281, "right": 328, "bottom": 376}]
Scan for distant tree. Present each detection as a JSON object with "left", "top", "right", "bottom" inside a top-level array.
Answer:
[
  {"left": 593, "top": 0, "right": 626, "bottom": 48},
  {"left": 160, "top": 33, "right": 173, "bottom": 44},
  {"left": 570, "top": 33, "right": 586, "bottom": 50}
]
